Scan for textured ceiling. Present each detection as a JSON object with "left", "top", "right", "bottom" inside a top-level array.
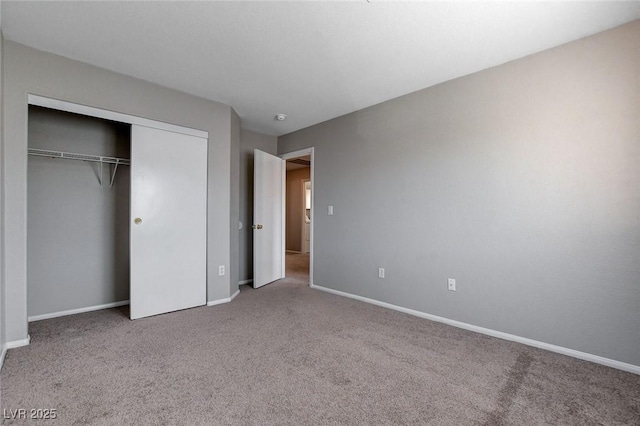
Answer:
[{"left": 1, "top": 1, "right": 638, "bottom": 136}]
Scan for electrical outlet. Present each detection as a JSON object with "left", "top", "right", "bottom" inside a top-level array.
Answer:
[
  {"left": 218, "top": 265, "right": 225, "bottom": 276},
  {"left": 378, "top": 267, "right": 385, "bottom": 279},
  {"left": 448, "top": 278, "right": 456, "bottom": 291},
  {"left": 328, "top": 205, "right": 334, "bottom": 215}
]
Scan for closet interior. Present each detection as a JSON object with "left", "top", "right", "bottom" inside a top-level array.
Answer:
[{"left": 27, "top": 105, "right": 132, "bottom": 320}]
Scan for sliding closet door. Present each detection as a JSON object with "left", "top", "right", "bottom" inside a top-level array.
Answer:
[{"left": 130, "top": 125, "right": 207, "bottom": 320}]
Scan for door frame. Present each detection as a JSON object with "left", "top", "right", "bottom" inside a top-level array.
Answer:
[
  {"left": 280, "top": 148, "right": 314, "bottom": 286},
  {"left": 28, "top": 95, "right": 208, "bottom": 138}
]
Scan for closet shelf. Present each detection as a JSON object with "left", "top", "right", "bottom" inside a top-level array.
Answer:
[{"left": 28, "top": 148, "right": 130, "bottom": 187}]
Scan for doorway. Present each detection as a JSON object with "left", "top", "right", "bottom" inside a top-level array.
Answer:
[
  {"left": 283, "top": 152, "right": 313, "bottom": 285},
  {"left": 251, "top": 147, "right": 314, "bottom": 289}
]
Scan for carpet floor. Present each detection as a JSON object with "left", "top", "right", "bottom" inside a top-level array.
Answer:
[{"left": 1, "top": 253, "right": 638, "bottom": 425}]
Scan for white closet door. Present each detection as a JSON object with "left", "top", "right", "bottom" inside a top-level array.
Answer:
[{"left": 130, "top": 125, "right": 207, "bottom": 319}]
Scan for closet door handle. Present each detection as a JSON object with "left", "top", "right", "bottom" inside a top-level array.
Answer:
[{"left": 134, "top": 218, "right": 142, "bottom": 225}]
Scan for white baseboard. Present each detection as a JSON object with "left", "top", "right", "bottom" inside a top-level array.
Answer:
[
  {"left": 6, "top": 336, "right": 31, "bottom": 350},
  {"left": 2, "top": 336, "right": 31, "bottom": 370},
  {"left": 311, "top": 284, "right": 640, "bottom": 375},
  {"left": 28, "top": 301, "right": 130, "bottom": 322},
  {"left": 230, "top": 289, "right": 240, "bottom": 301},
  {"left": 207, "top": 289, "right": 240, "bottom": 307},
  {"left": 0, "top": 345, "right": 6, "bottom": 370},
  {"left": 239, "top": 279, "right": 253, "bottom": 286}
]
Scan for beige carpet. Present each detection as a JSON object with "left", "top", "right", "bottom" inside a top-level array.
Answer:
[
  {"left": 1, "top": 253, "right": 638, "bottom": 425},
  {"left": 284, "top": 251, "right": 310, "bottom": 284}
]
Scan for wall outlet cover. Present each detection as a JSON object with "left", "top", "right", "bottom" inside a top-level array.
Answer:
[{"left": 448, "top": 278, "right": 456, "bottom": 291}]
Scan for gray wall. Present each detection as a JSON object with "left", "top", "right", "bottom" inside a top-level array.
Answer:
[
  {"left": 278, "top": 21, "right": 640, "bottom": 366},
  {"left": 2, "top": 41, "right": 232, "bottom": 343},
  {"left": 239, "top": 129, "right": 277, "bottom": 282},
  {"left": 286, "top": 167, "right": 310, "bottom": 252},
  {"left": 27, "top": 106, "right": 130, "bottom": 317}
]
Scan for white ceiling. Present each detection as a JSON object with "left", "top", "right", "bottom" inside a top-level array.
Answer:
[{"left": 1, "top": 1, "right": 638, "bottom": 136}]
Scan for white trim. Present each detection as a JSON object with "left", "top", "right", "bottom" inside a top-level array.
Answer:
[
  {"left": 311, "top": 284, "right": 640, "bottom": 375},
  {"left": 1, "top": 337, "right": 32, "bottom": 370},
  {"left": 28, "top": 94, "right": 208, "bottom": 139},
  {"left": 6, "top": 336, "right": 31, "bottom": 350},
  {"left": 281, "top": 147, "right": 314, "bottom": 286},
  {"left": 281, "top": 159, "right": 286, "bottom": 279},
  {"left": 28, "top": 301, "right": 130, "bottom": 322},
  {"left": 207, "top": 298, "right": 229, "bottom": 307},
  {"left": 207, "top": 289, "right": 240, "bottom": 307},
  {"left": 239, "top": 279, "right": 253, "bottom": 285},
  {"left": 281, "top": 148, "right": 314, "bottom": 160},
  {"left": 0, "top": 345, "right": 7, "bottom": 370}
]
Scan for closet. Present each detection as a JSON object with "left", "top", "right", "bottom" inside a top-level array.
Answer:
[
  {"left": 27, "top": 98, "right": 208, "bottom": 321},
  {"left": 28, "top": 105, "right": 131, "bottom": 320}
]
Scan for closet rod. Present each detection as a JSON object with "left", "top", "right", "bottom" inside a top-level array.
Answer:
[{"left": 28, "top": 148, "right": 130, "bottom": 187}]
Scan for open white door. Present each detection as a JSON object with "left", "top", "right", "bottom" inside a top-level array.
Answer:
[
  {"left": 253, "top": 149, "right": 285, "bottom": 288},
  {"left": 130, "top": 125, "right": 208, "bottom": 319}
]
